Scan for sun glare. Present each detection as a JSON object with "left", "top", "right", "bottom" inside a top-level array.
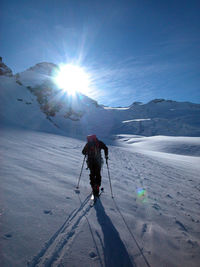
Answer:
[{"left": 54, "top": 64, "right": 90, "bottom": 95}]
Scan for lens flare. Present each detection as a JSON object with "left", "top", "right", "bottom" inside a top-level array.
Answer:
[{"left": 137, "top": 188, "right": 147, "bottom": 203}]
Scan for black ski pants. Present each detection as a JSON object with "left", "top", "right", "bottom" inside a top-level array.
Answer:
[{"left": 88, "top": 160, "right": 101, "bottom": 188}]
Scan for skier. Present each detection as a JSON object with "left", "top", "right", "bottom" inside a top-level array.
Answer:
[{"left": 82, "top": 135, "right": 108, "bottom": 196}]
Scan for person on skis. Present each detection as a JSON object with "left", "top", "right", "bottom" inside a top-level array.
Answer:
[{"left": 82, "top": 135, "right": 108, "bottom": 196}]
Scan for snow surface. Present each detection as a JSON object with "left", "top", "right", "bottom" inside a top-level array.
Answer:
[
  {"left": 0, "top": 76, "right": 62, "bottom": 135},
  {"left": 122, "top": 119, "right": 151, "bottom": 123},
  {"left": 1, "top": 61, "right": 200, "bottom": 267},
  {"left": 1, "top": 127, "right": 200, "bottom": 267},
  {"left": 103, "top": 106, "right": 130, "bottom": 110}
]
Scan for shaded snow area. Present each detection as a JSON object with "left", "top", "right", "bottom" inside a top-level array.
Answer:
[{"left": 1, "top": 128, "right": 200, "bottom": 267}]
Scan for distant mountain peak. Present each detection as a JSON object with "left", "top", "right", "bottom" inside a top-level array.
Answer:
[
  {"left": 131, "top": 101, "right": 143, "bottom": 106},
  {"left": 27, "top": 62, "right": 59, "bottom": 75},
  {"left": 148, "top": 99, "right": 176, "bottom": 104}
]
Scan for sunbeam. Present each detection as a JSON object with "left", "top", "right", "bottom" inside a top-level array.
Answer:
[{"left": 53, "top": 64, "right": 91, "bottom": 96}]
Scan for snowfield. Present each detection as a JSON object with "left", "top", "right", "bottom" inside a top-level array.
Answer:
[
  {"left": 0, "top": 60, "right": 200, "bottom": 266},
  {"left": 1, "top": 127, "right": 200, "bottom": 267}
]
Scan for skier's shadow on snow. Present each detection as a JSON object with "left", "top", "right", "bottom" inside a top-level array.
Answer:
[{"left": 94, "top": 200, "right": 135, "bottom": 267}]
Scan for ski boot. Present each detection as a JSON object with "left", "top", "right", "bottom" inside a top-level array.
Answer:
[{"left": 92, "top": 184, "right": 100, "bottom": 197}]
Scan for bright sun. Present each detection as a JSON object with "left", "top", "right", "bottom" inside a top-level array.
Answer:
[{"left": 54, "top": 64, "right": 90, "bottom": 95}]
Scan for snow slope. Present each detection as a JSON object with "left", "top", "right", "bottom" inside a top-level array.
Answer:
[
  {"left": 1, "top": 128, "right": 200, "bottom": 267},
  {"left": 1, "top": 59, "right": 200, "bottom": 267},
  {"left": 0, "top": 76, "right": 63, "bottom": 134},
  {"left": 116, "top": 135, "right": 200, "bottom": 168}
]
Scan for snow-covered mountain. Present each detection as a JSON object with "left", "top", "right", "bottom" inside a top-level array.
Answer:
[
  {"left": 113, "top": 99, "right": 200, "bottom": 136},
  {"left": 1, "top": 59, "right": 200, "bottom": 267},
  {"left": 0, "top": 59, "right": 200, "bottom": 138}
]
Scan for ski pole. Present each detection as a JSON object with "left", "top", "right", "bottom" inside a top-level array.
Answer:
[
  {"left": 106, "top": 160, "right": 114, "bottom": 198},
  {"left": 76, "top": 155, "right": 86, "bottom": 189}
]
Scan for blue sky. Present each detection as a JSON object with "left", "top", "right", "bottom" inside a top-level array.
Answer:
[{"left": 1, "top": 0, "right": 200, "bottom": 106}]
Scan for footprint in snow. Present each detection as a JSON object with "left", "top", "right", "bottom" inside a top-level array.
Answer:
[
  {"left": 166, "top": 194, "right": 173, "bottom": 199},
  {"left": 187, "top": 239, "right": 199, "bottom": 248},
  {"left": 175, "top": 220, "right": 187, "bottom": 232},
  {"left": 43, "top": 210, "right": 53, "bottom": 215},
  {"left": 152, "top": 203, "right": 161, "bottom": 210},
  {"left": 3, "top": 233, "right": 13, "bottom": 240},
  {"left": 141, "top": 223, "right": 147, "bottom": 237},
  {"left": 89, "top": 251, "right": 97, "bottom": 259}
]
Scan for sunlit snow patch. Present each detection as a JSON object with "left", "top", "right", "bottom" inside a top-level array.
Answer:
[{"left": 122, "top": 118, "right": 151, "bottom": 123}]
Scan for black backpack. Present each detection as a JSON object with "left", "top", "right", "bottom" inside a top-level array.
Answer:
[{"left": 87, "top": 135, "right": 100, "bottom": 159}]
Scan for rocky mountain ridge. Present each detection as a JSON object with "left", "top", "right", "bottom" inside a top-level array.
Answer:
[{"left": 0, "top": 57, "right": 13, "bottom": 77}]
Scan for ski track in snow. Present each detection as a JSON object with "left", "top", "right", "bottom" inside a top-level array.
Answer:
[
  {"left": 1, "top": 128, "right": 200, "bottom": 267},
  {"left": 28, "top": 193, "right": 93, "bottom": 267}
]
